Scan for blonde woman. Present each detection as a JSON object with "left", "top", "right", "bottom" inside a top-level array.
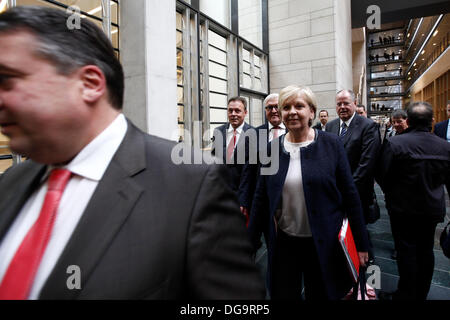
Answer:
[{"left": 248, "top": 85, "right": 369, "bottom": 300}]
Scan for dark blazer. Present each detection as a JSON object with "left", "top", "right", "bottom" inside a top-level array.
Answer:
[
  {"left": 434, "top": 119, "right": 449, "bottom": 140},
  {"left": 212, "top": 122, "right": 256, "bottom": 207},
  {"left": 312, "top": 122, "right": 325, "bottom": 131},
  {"left": 248, "top": 130, "right": 369, "bottom": 300},
  {"left": 326, "top": 114, "right": 381, "bottom": 223},
  {"left": 0, "top": 120, "right": 265, "bottom": 299},
  {"left": 376, "top": 127, "right": 450, "bottom": 222}
]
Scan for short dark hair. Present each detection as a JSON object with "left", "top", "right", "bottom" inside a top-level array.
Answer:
[
  {"left": 228, "top": 96, "right": 247, "bottom": 110},
  {"left": 357, "top": 104, "right": 366, "bottom": 111},
  {"left": 407, "top": 102, "right": 433, "bottom": 129},
  {"left": 391, "top": 109, "right": 407, "bottom": 120},
  {"left": 319, "top": 110, "right": 328, "bottom": 116},
  {"left": 0, "top": 6, "right": 124, "bottom": 109}
]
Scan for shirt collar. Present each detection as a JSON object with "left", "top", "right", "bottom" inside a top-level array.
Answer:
[
  {"left": 340, "top": 111, "right": 356, "bottom": 128},
  {"left": 268, "top": 122, "right": 285, "bottom": 131},
  {"left": 228, "top": 121, "right": 245, "bottom": 134},
  {"left": 48, "top": 114, "right": 128, "bottom": 182}
]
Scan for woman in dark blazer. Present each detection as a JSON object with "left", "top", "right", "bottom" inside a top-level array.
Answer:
[{"left": 248, "top": 85, "right": 369, "bottom": 300}]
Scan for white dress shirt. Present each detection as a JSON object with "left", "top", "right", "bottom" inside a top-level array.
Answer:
[
  {"left": 279, "top": 138, "right": 313, "bottom": 237},
  {"left": 268, "top": 122, "right": 286, "bottom": 142},
  {"left": 0, "top": 114, "right": 127, "bottom": 299},
  {"left": 226, "top": 122, "right": 245, "bottom": 148},
  {"left": 339, "top": 112, "right": 356, "bottom": 135},
  {"left": 446, "top": 121, "right": 450, "bottom": 142}
]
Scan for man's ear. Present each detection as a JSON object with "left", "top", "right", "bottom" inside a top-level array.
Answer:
[
  {"left": 79, "top": 65, "right": 106, "bottom": 104},
  {"left": 406, "top": 118, "right": 410, "bottom": 126}
]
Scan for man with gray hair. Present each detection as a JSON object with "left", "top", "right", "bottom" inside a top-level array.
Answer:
[
  {"left": 376, "top": 102, "right": 450, "bottom": 300},
  {"left": 326, "top": 89, "right": 381, "bottom": 263}
]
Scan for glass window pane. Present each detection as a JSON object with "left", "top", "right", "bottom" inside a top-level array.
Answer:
[
  {"left": 200, "top": 0, "right": 230, "bottom": 29},
  {"left": 177, "top": 68, "right": 183, "bottom": 85},
  {"left": 254, "top": 55, "right": 260, "bottom": 67},
  {"left": 177, "top": 86, "right": 184, "bottom": 104},
  {"left": 254, "top": 78, "right": 262, "bottom": 91},
  {"left": 111, "top": 26, "right": 119, "bottom": 49},
  {"left": 111, "top": 1, "right": 118, "bottom": 25},
  {"left": 243, "top": 61, "right": 251, "bottom": 74},
  {"left": 210, "top": 108, "right": 227, "bottom": 123},
  {"left": 208, "top": 46, "right": 227, "bottom": 65},
  {"left": 238, "top": 0, "right": 263, "bottom": 49},
  {"left": 209, "top": 61, "right": 227, "bottom": 79},
  {"left": 178, "top": 105, "right": 184, "bottom": 122},
  {"left": 177, "top": 49, "right": 183, "bottom": 67},
  {"left": 208, "top": 30, "right": 227, "bottom": 50},
  {"left": 178, "top": 124, "right": 185, "bottom": 142},
  {"left": 209, "top": 77, "right": 227, "bottom": 93},
  {"left": 242, "top": 48, "right": 250, "bottom": 62},
  {"left": 176, "top": 11, "right": 183, "bottom": 30},
  {"left": 177, "top": 30, "right": 183, "bottom": 48},
  {"left": 251, "top": 97, "right": 263, "bottom": 127},
  {"left": 243, "top": 74, "right": 252, "bottom": 88},
  {"left": 210, "top": 92, "right": 228, "bottom": 107}
]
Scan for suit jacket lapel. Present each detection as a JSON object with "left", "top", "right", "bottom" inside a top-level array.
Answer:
[
  {"left": 340, "top": 114, "right": 358, "bottom": 147},
  {"left": 0, "top": 163, "right": 47, "bottom": 241},
  {"left": 39, "top": 121, "right": 146, "bottom": 299}
]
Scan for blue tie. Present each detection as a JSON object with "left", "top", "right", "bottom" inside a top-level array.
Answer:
[{"left": 340, "top": 122, "right": 348, "bottom": 137}]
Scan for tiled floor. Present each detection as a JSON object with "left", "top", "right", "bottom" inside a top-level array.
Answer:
[{"left": 254, "top": 184, "right": 450, "bottom": 300}]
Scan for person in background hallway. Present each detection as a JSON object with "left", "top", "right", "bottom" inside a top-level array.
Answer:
[
  {"left": 326, "top": 90, "right": 381, "bottom": 264},
  {"left": 0, "top": 6, "right": 265, "bottom": 300},
  {"left": 249, "top": 85, "right": 369, "bottom": 300},
  {"left": 376, "top": 102, "right": 450, "bottom": 300},
  {"left": 212, "top": 97, "right": 257, "bottom": 225},
  {"left": 434, "top": 101, "right": 450, "bottom": 142},
  {"left": 312, "top": 110, "right": 329, "bottom": 131},
  {"left": 356, "top": 105, "right": 367, "bottom": 118},
  {"left": 390, "top": 109, "right": 408, "bottom": 137}
]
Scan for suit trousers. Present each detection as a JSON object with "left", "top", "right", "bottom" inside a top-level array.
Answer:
[
  {"left": 389, "top": 214, "right": 437, "bottom": 300},
  {"left": 271, "top": 229, "right": 328, "bottom": 300}
]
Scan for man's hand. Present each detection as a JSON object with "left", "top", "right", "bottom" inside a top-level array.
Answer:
[
  {"left": 240, "top": 206, "right": 249, "bottom": 227},
  {"left": 358, "top": 252, "right": 369, "bottom": 267}
]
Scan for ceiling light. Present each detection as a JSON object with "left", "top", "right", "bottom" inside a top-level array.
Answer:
[
  {"left": 433, "top": 30, "right": 439, "bottom": 37},
  {"left": 407, "top": 33, "right": 410, "bottom": 37},
  {"left": 421, "top": 50, "right": 425, "bottom": 55},
  {"left": 433, "top": 43, "right": 437, "bottom": 46},
  {"left": 413, "top": 63, "right": 417, "bottom": 66}
]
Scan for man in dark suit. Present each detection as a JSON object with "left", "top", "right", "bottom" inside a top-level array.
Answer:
[
  {"left": 212, "top": 97, "right": 256, "bottom": 224},
  {"left": 376, "top": 102, "right": 450, "bottom": 300},
  {"left": 0, "top": 7, "right": 265, "bottom": 300},
  {"left": 434, "top": 101, "right": 450, "bottom": 142},
  {"left": 326, "top": 90, "right": 381, "bottom": 262},
  {"left": 312, "top": 110, "right": 328, "bottom": 131}
]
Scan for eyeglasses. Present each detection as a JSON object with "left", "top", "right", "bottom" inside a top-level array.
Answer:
[{"left": 265, "top": 105, "right": 278, "bottom": 111}]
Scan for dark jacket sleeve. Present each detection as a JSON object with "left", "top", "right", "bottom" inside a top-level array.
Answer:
[
  {"left": 248, "top": 166, "right": 270, "bottom": 252},
  {"left": 353, "top": 120, "right": 381, "bottom": 189},
  {"left": 185, "top": 164, "right": 266, "bottom": 299},
  {"left": 335, "top": 139, "right": 369, "bottom": 252},
  {"left": 375, "top": 139, "right": 394, "bottom": 193}
]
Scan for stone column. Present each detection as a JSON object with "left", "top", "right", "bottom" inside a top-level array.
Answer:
[{"left": 120, "top": 0, "right": 178, "bottom": 140}]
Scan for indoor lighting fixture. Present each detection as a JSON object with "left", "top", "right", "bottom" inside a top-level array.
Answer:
[
  {"left": 433, "top": 30, "right": 439, "bottom": 37},
  {"left": 421, "top": 50, "right": 425, "bottom": 55},
  {"left": 407, "top": 33, "right": 410, "bottom": 37}
]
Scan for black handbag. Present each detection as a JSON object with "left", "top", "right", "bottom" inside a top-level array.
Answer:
[{"left": 440, "top": 221, "right": 450, "bottom": 259}]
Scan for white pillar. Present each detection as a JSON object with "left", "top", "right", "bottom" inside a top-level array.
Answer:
[{"left": 121, "top": 0, "right": 178, "bottom": 141}]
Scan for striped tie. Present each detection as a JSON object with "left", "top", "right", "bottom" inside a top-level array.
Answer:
[{"left": 340, "top": 122, "right": 348, "bottom": 137}]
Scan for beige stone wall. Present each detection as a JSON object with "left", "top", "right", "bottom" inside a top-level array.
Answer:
[{"left": 268, "top": 0, "right": 353, "bottom": 120}]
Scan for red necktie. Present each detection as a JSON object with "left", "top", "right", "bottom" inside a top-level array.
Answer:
[
  {"left": 273, "top": 127, "right": 279, "bottom": 139},
  {"left": 226, "top": 129, "right": 236, "bottom": 162},
  {"left": 0, "top": 169, "right": 72, "bottom": 300}
]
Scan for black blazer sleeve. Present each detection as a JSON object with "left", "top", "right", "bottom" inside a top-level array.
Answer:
[
  {"left": 335, "top": 139, "right": 369, "bottom": 252},
  {"left": 352, "top": 120, "right": 381, "bottom": 188},
  {"left": 185, "top": 164, "right": 266, "bottom": 299}
]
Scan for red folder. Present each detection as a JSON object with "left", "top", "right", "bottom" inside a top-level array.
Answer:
[{"left": 338, "top": 218, "right": 360, "bottom": 283}]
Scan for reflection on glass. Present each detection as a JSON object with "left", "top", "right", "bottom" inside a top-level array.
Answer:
[
  {"left": 178, "top": 105, "right": 184, "bottom": 122},
  {"left": 210, "top": 92, "right": 228, "bottom": 107},
  {"left": 177, "top": 86, "right": 184, "bottom": 104},
  {"left": 210, "top": 108, "right": 227, "bottom": 123},
  {"left": 243, "top": 74, "right": 252, "bottom": 88},
  {"left": 177, "top": 69, "right": 183, "bottom": 85},
  {"left": 177, "top": 30, "right": 183, "bottom": 47},
  {"left": 209, "top": 77, "right": 227, "bottom": 93},
  {"left": 200, "top": 0, "right": 230, "bottom": 29},
  {"left": 238, "top": 0, "right": 262, "bottom": 49},
  {"left": 208, "top": 46, "right": 227, "bottom": 65},
  {"left": 177, "top": 49, "right": 183, "bottom": 67},
  {"left": 209, "top": 61, "right": 227, "bottom": 79},
  {"left": 208, "top": 30, "right": 227, "bottom": 49}
]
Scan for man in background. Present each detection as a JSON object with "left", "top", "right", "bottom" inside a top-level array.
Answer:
[
  {"left": 313, "top": 110, "right": 329, "bottom": 131},
  {"left": 377, "top": 102, "right": 450, "bottom": 300}
]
